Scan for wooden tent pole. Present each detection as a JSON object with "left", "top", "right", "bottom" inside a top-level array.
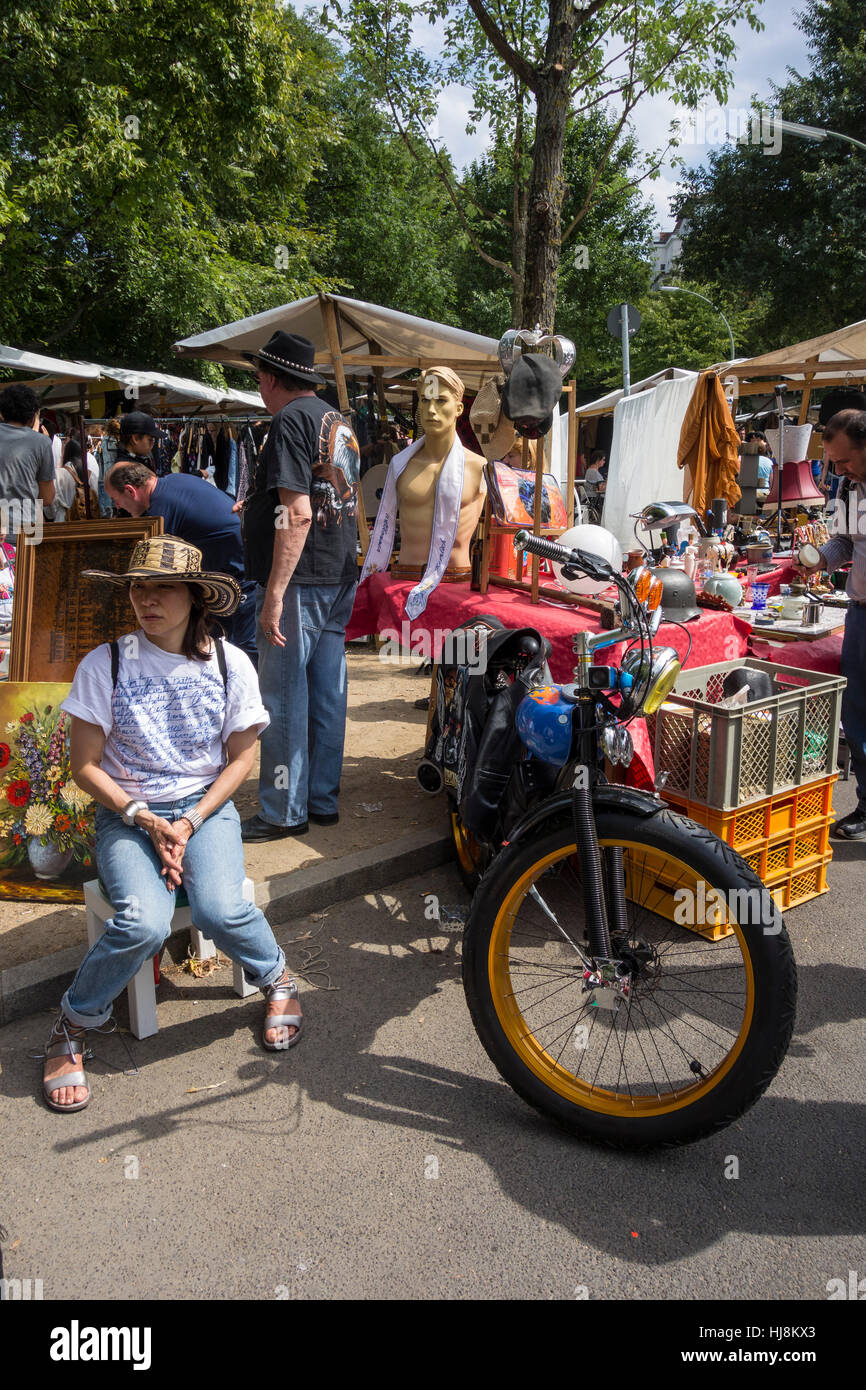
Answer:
[
  {"left": 531, "top": 435, "right": 543, "bottom": 603},
  {"left": 78, "top": 382, "right": 92, "bottom": 519},
  {"left": 798, "top": 360, "right": 818, "bottom": 424}
]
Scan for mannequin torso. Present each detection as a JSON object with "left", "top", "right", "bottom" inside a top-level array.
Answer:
[{"left": 396, "top": 443, "right": 487, "bottom": 568}]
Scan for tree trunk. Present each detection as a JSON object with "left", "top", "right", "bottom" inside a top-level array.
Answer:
[
  {"left": 520, "top": 0, "right": 576, "bottom": 330},
  {"left": 510, "top": 89, "right": 528, "bottom": 326}
]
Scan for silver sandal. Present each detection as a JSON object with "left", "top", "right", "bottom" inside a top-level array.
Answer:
[
  {"left": 262, "top": 974, "right": 303, "bottom": 1051},
  {"left": 41, "top": 1014, "right": 91, "bottom": 1113}
]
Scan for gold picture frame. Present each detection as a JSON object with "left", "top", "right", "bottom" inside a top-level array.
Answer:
[{"left": 9, "top": 517, "right": 164, "bottom": 683}]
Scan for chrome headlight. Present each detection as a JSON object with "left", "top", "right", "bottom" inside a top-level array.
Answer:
[{"left": 620, "top": 646, "right": 681, "bottom": 716}]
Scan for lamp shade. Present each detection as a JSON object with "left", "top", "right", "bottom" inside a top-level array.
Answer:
[
  {"left": 764, "top": 459, "right": 824, "bottom": 508},
  {"left": 765, "top": 425, "right": 812, "bottom": 464}
]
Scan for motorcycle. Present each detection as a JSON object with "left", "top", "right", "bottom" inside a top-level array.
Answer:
[{"left": 421, "top": 530, "right": 797, "bottom": 1149}]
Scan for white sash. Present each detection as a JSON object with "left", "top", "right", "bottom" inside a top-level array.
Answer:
[{"left": 359, "top": 434, "right": 465, "bottom": 619}]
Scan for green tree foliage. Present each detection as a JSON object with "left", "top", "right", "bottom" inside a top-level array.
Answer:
[
  {"left": 303, "top": 78, "right": 461, "bottom": 322},
  {"left": 330, "top": 0, "right": 764, "bottom": 329},
  {"left": 0, "top": 0, "right": 339, "bottom": 372},
  {"left": 447, "top": 113, "right": 656, "bottom": 375},
  {"left": 675, "top": 0, "right": 866, "bottom": 350}
]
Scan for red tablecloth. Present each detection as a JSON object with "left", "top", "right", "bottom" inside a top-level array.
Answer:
[
  {"left": 749, "top": 630, "right": 844, "bottom": 675},
  {"left": 349, "top": 575, "right": 752, "bottom": 791}
]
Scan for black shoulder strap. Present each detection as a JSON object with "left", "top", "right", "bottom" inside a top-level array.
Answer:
[
  {"left": 215, "top": 636, "right": 228, "bottom": 691},
  {"left": 110, "top": 640, "right": 119, "bottom": 690}
]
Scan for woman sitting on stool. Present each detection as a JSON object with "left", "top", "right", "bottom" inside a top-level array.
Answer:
[{"left": 41, "top": 535, "right": 302, "bottom": 1113}]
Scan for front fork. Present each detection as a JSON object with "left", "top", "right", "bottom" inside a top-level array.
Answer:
[{"left": 570, "top": 693, "right": 629, "bottom": 963}]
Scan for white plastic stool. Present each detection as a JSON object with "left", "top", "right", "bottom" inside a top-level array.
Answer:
[{"left": 83, "top": 877, "right": 259, "bottom": 1039}]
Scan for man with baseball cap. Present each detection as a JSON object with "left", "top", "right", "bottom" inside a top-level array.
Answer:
[
  {"left": 239, "top": 332, "right": 360, "bottom": 841},
  {"left": 117, "top": 411, "right": 159, "bottom": 470}
]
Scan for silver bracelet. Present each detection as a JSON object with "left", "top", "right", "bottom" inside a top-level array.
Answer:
[{"left": 182, "top": 805, "right": 204, "bottom": 834}]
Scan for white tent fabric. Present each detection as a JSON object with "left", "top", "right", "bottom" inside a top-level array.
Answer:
[
  {"left": 575, "top": 367, "right": 698, "bottom": 418},
  {"left": 601, "top": 375, "right": 700, "bottom": 551},
  {"left": 13, "top": 361, "right": 263, "bottom": 414},
  {"left": 0, "top": 344, "right": 102, "bottom": 380},
  {"left": 173, "top": 293, "right": 500, "bottom": 389}
]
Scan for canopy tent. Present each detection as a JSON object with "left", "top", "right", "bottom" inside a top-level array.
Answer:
[
  {"left": 575, "top": 367, "right": 699, "bottom": 419},
  {"left": 3, "top": 351, "right": 264, "bottom": 416},
  {"left": 172, "top": 292, "right": 501, "bottom": 397},
  {"left": 0, "top": 344, "right": 102, "bottom": 382},
  {"left": 711, "top": 319, "right": 866, "bottom": 423}
]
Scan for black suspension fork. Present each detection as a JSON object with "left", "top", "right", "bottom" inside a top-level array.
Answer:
[{"left": 570, "top": 696, "right": 629, "bottom": 960}]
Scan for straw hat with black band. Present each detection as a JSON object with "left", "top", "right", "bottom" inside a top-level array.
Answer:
[{"left": 82, "top": 535, "right": 241, "bottom": 616}]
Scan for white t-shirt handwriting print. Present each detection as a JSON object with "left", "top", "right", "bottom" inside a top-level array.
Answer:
[{"left": 62, "top": 631, "right": 269, "bottom": 801}]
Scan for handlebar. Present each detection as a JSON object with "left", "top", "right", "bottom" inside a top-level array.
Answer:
[{"left": 513, "top": 529, "right": 619, "bottom": 585}]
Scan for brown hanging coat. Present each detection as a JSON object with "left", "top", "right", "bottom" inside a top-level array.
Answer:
[{"left": 677, "top": 371, "right": 741, "bottom": 518}]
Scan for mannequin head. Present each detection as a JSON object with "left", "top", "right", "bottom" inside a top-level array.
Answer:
[{"left": 417, "top": 368, "right": 465, "bottom": 446}]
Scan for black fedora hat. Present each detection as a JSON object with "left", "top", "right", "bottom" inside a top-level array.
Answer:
[{"left": 242, "top": 331, "right": 325, "bottom": 386}]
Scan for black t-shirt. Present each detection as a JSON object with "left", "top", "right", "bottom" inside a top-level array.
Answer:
[{"left": 256, "top": 396, "right": 360, "bottom": 585}]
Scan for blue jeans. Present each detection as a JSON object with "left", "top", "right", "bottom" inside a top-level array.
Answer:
[
  {"left": 62, "top": 793, "right": 286, "bottom": 1027},
  {"left": 841, "top": 603, "right": 866, "bottom": 811},
  {"left": 220, "top": 579, "right": 258, "bottom": 667},
  {"left": 256, "top": 580, "right": 356, "bottom": 826},
  {"left": 97, "top": 478, "right": 115, "bottom": 518}
]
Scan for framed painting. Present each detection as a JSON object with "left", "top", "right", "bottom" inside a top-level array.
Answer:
[
  {"left": 0, "top": 683, "right": 96, "bottom": 902},
  {"left": 9, "top": 517, "right": 164, "bottom": 682}
]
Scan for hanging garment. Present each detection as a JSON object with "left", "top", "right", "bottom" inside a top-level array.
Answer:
[
  {"left": 677, "top": 370, "right": 741, "bottom": 517},
  {"left": 214, "top": 425, "right": 230, "bottom": 492}
]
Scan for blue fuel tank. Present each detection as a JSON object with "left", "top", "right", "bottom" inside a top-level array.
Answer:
[{"left": 515, "top": 684, "right": 575, "bottom": 766}]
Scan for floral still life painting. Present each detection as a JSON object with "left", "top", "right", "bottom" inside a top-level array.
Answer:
[{"left": 0, "top": 683, "right": 96, "bottom": 902}]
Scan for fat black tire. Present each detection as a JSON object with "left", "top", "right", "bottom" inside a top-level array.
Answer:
[{"left": 463, "top": 807, "right": 797, "bottom": 1149}]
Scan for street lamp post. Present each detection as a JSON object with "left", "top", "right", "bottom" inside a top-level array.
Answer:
[
  {"left": 655, "top": 285, "right": 736, "bottom": 363},
  {"left": 769, "top": 117, "right": 866, "bottom": 155}
]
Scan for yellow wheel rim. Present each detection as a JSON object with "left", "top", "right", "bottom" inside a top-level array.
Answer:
[{"left": 488, "top": 839, "right": 756, "bottom": 1117}]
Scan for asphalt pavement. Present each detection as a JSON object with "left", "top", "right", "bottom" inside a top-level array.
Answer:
[{"left": 1, "top": 783, "right": 864, "bottom": 1301}]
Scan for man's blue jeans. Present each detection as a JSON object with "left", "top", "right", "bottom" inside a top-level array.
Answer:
[
  {"left": 841, "top": 603, "right": 866, "bottom": 811},
  {"left": 61, "top": 794, "right": 286, "bottom": 1028},
  {"left": 255, "top": 580, "right": 356, "bottom": 826}
]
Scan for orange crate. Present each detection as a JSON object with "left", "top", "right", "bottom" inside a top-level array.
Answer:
[
  {"left": 662, "top": 774, "right": 837, "bottom": 852},
  {"left": 761, "top": 852, "right": 832, "bottom": 912},
  {"left": 740, "top": 821, "right": 832, "bottom": 879}
]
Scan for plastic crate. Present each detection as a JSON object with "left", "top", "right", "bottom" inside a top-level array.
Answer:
[
  {"left": 648, "top": 659, "right": 845, "bottom": 810},
  {"left": 760, "top": 852, "right": 832, "bottom": 912},
  {"left": 662, "top": 774, "right": 837, "bottom": 850},
  {"left": 662, "top": 775, "right": 836, "bottom": 912}
]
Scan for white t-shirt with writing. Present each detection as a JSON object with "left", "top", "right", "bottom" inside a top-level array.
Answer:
[{"left": 61, "top": 632, "right": 269, "bottom": 801}]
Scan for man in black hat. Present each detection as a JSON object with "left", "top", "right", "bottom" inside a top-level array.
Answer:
[{"left": 239, "top": 332, "right": 360, "bottom": 841}]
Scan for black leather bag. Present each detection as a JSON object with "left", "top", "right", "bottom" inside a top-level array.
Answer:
[
  {"left": 424, "top": 619, "right": 551, "bottom": 840},
  {"left": 241, "top": 487, "right": 279, "bottom": 584}
]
